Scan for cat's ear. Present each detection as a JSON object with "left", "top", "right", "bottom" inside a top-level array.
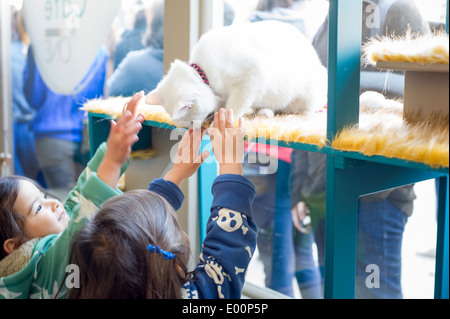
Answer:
[
  {"left": 145, "top": 89, "right": 163, "bottom": 105},
  {"left": 172, "top": 103, "right": 193, "bottom": 122}
]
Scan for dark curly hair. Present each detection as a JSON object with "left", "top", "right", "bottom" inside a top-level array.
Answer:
[{"left": 0, "top": 176, "right": 46, "bottom": 260}]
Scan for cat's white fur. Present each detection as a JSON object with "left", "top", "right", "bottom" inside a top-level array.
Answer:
[{"left": 145, "top": 20, "right": 328, "bottom": 127}]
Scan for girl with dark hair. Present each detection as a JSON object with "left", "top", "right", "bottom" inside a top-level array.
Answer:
[{"left": 0, "top": 92, "right": 145, "bottom": 298}]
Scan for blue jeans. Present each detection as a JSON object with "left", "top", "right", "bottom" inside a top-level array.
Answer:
[
  {"left": 307, "top": 198, "right": 408, "bottom": 299},
  {"left": 355, "top": 198, "right": 409, "bottom": 299},
  {"left": 244, "top": 159, "right": 322, "bottom": 298}
]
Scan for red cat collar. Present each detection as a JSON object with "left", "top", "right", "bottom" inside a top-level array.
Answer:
[{"left": 190, "top": 63, "right": 210, "bottom": 86}]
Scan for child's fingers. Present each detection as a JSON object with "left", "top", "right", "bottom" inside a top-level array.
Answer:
[
  {"left": 195, "top": 150, "right": 210, "bottom": 164},
  {"left": 191, "top": 128, "right": 203, "bottom": 150},
  {"left": 127, "top": 133, "right": 140, "bottom": 146},
  {"left": 218, "top": 108, "right": 226, "bottom": 132},
  {"left": 121, "top": 112, "right": 144, "bottom": 133},
  {"left": 207, "top": 112, "right": 218, "bottom": 138},
  {"left": 213, "top": 111, "right": 219, "bottom": 129},
  {"left": 110, "top": 119, "right": 118, "bottom": 129},
  {"left": 238, "top": 116, "right": 244, "bottom": 130},
  {"left": 116, "top": 110, "right": 133, "bottom": 130},
  {"left": 177, "top": 129, "right": 192, "bottom": 157},
  {"left": 125, "top": 120, "right": 143, "bottom": 136},
  {"left": 237, "top": 116, "right": 245, "bottom": 137},
  {"left": 180, "top": 129, "right": 192, "bottom": 148},
  {"left": 121, "top": 112, "right": 143, "bottom": 131},
  {"left": 226, "top": 109, "right": 234, "bottom": 129},
  {"left": 186, "top": 128, "right": 203, "bottom": 163},
  {"left": 125, "top": 91, "right": 144, "bottom": 116}
]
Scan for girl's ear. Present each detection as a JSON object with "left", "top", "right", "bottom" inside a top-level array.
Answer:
[
  {"left": 3, "top": 238, "right": 20, "bottom": 255},
  {"left": 145, "top": 89, "right": 163, "bottom": 105}
]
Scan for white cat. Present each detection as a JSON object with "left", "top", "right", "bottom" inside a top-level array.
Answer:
[{"left": 145, "top": 20, "right": 328, "bottom": 128}]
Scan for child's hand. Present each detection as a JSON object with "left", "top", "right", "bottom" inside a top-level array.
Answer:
[
  {"left": 105, "top": 92, "right": 145, "bottom": 167},
  {"left": 208, "top": 108, "right": 245, "bottom": 175},
  {"left": 98, "top": 92, "right": 144, "bottom": 188},
  {"left": 164, "top": 128, "right": 210, "bottom": 186}
]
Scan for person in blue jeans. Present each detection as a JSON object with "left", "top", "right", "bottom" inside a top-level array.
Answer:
[
  {"left": 244, "top": 147, "right": 322, "bottom": 299},
  {"left": 23, "top": 45, "right": 109, "bottom": 190},
  {"left": 290, "top": 0, "right": 430, "bottom": 298},
  {"left": 242, "top": 0, "right": 323, "bottom": 299}
]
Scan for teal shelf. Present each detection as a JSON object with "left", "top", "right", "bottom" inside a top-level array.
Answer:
[
  {"left": 88, "top": 112, "right": 449, "bottom": 177},
  {"left": 252, "top": 138, "right": 449, "bottom": 175},
  {"left": 88, "top": 112, "right": 173, "bottom": 158}
]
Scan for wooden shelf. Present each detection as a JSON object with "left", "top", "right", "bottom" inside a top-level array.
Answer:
[{"left": 376, "top": 61, "right": 449, "bottom": 72}]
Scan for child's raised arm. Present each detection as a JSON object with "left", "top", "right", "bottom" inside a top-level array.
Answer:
[{"left": 97, "top": 92, "right": 144, "bottom": 188}]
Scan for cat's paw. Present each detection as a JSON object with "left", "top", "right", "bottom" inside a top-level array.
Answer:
[{"left": 256, "top": 108, "right": 275, "bottom": 118}]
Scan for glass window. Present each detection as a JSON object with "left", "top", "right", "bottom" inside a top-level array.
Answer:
[{"left": 3, "top": 0, "right": 447, "bottom": 300}]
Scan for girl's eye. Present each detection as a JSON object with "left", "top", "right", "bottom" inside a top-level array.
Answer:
[{"left": 35, "top": 193, "right": 49, "bottom": 214}]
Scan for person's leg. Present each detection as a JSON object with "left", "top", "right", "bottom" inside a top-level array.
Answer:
[
  {"left": 14, "top": 122, "right": 39, "bottom": 178},
  {"left": 293, "top": 229, "right": 323, "bottom": 299},
  {"left": 244, "top": 158, "right": 295, "bottom": 297},
  {"left": 355, "top": 199, "right": 408, "bottom": 299},
  {"left": 35, "top": 138, "right": 80, "bottom": 189}
]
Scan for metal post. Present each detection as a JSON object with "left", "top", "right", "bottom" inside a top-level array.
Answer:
[
  {"left": 0, "top": 1, "right": 13, "bottom": 177},
  {"left": 163, "top": 0, "right": 200, "bottom": 72}
]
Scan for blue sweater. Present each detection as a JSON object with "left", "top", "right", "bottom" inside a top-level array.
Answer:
[
  {"left": 148, "top": 174, "right": 257, "bottom": 299},
  {"left": 23, "top": 46, "right": 109, "bottom": 142},
  {"left": 107, "top": 47, "right": 164, "bottom": 97}
]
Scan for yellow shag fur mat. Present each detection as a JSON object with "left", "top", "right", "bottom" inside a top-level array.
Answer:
[
  {"left": 357, "top": 31, "right": 449, "bottom": 168},
  {"left": 82, "top": 91, "right": 449, "bottom": 169},
  {"left": 363, "top": 30, "right": 449, "bottom": 65},
  {"left": 332, "top": 92, "right": 448, "bottom": 168}
]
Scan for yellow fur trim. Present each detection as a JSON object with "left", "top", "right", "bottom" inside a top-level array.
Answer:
[
  {"left": 333, "top": 119, "right": 449, "bottom": 168},
  {"left": 244, "top": 112, "right": 328, "bottom": 147},
  {"left": 82, "top": 97, "right": 176, "bottom": 126},
  {"left": 333, "top": 92, "right": 449, "bottom": 168},
  {"left": 363, "top": 31, "right": 449, "bottom": 65},
  {"left": 83, "top": 97, "right": 329, "bottom": 147},
  {"left": 82, "top": 92, "right": 449, "bottom": 168}
]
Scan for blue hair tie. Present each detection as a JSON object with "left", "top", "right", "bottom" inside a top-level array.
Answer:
[{"left": 147, "top": 244, "right": 175, "bottom": 260}]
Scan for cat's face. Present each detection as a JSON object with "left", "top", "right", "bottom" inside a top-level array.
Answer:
[{"left": 145, "top": 60, "right": 217, "bottom": 128}]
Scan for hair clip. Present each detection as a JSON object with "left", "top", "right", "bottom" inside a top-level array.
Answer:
[{"left": 147, "top": 244, "right": 175, "bottom": 260}]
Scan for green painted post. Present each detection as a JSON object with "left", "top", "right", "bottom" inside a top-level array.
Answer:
[
  {"left": 326, "top": 0, "right": 362, "bottom": 142},
  {"left": 435, "top": 175, "right": 449, "bottom": 299},
  {"left": 197, "top": 135, "right": 217, "bottom": 247},
  {"left": 325, "top": 0, "right": 362, "bottom": 299}
]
